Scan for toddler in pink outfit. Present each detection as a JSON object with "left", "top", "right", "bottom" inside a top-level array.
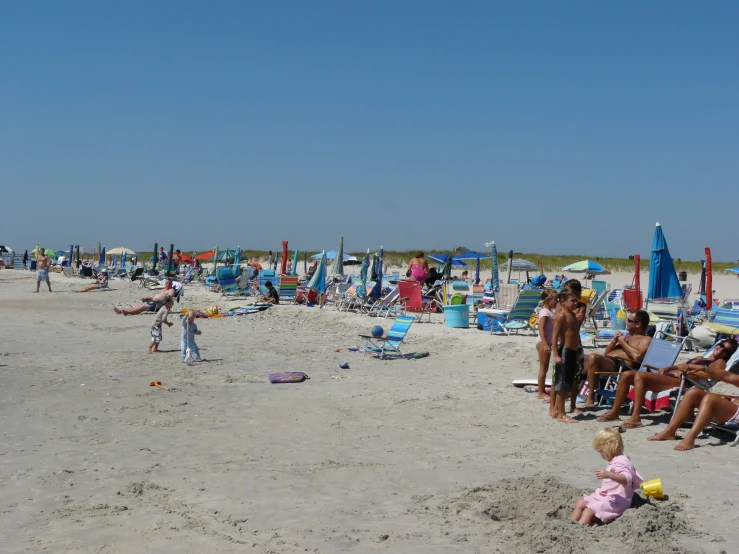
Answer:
[{"left": 570, "top": 428, "right": 643, "bottom": 525}]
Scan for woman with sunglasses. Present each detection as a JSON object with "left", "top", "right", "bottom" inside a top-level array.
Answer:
[
  {"left": 596, "top": 339, "right": 738, "bottom": 429},
  {"left": 649, "top": 339, "right": 739, "bottom": 450}
]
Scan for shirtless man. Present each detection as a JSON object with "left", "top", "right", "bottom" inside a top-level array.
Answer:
[
  {"left": 581, "top": 309, "right": 652, "bottom": 407},
  {"left": 113, "top": 280, "right": 177, "bottom": 315},
  {"left": 35, "top": 247, "right": 52, "bottom": 293},
  {"left": 552, "top": 290, "right": 582, "bottom": 423}
]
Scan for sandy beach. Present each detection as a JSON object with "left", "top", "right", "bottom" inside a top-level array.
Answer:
[{"left": 2, "top": 268, "right": 738, "bottom": 553}]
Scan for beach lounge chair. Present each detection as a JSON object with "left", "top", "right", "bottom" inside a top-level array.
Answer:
[
  {"left": 596, "top": 334, "right": 685, "bottom": 411},
  {"left": 366, "top": 286, "right": 405, "bottom": 318},
  {"left": 278, "top": 275, "right": 298, "bottom": 303},
  {"left": 484, "top": 290, "right": 541, "bottom": 335},
  {"left": 397, "top": 281, "right": 437, "bottom": 322},
  {"left": 703, "top": 308, "right": 739, "bottom": 337},
  {"left": 359, "top": 315, "right": 415, "bottom": 359}
]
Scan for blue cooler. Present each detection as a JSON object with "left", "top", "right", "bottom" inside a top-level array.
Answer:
[{"left": 444, "top": 304, "right": 470, "bottom": 328}]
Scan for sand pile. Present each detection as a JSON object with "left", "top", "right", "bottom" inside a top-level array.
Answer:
[{"left": 416, "top": 475, "right": 703, "bottom": 554}]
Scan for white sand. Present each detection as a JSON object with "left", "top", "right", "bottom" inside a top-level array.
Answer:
[{"left": 1, "top": 269, "right": 738, "bottom": 553}]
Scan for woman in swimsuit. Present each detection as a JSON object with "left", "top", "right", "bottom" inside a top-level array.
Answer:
[
  {"left": 407, "top": 252, "right": 429, "bottom": 282},
  {"left": 649, "top": 339, "right": 739, "bottom": 450},
  {"left": 596, "top": 339, "right": 738, "bottom": 428}
]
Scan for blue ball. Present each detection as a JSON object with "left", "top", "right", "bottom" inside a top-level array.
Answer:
[{"left": 371, "top": 325, "right": 384, "bottom": 337}]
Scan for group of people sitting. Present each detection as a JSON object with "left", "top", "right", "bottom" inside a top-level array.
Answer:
[{"left": 571, "top": 306, "right": 739, "bottom": 451}]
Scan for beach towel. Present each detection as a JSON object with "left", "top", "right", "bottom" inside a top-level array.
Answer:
[{"left": 268, "top": 372, "right": 310, "bottom": 383}]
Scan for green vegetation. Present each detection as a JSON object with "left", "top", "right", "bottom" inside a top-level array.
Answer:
[{"left": 142, "top": 248, "right": 736, "bottom": 275}]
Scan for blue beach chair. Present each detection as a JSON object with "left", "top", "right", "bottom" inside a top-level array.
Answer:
[{"left": 359, "top": 315, "right": 414, "bottom": 359}]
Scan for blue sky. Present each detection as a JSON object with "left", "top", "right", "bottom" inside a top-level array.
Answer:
[{"left": 2, "top": 1, "right": 737, "bottom": 260}]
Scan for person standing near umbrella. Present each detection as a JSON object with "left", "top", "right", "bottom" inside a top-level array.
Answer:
[
  {"left": 34, "top": 247, "right": 52, "bottom": 293},
  {"left": 407, "top": 252, "right": 429, "bottom": 282}
]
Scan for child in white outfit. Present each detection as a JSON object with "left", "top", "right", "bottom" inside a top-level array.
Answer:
[{"left": 181, "top": 309, "right": 202, "bottom": 362}]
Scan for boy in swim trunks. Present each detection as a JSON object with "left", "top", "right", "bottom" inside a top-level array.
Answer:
[
  {"left": 35, "top": 247, "right": 52, "bottom": 293},
  {"left": 148, "top": 296, "right": 174, "bottom": 353},
  {"left": 552, "top": 289, "right": 581, "bottom": 423}
]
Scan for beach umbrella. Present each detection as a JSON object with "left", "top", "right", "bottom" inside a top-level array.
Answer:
[
  {"left": 371, "top": 246, "right": 384, "bottom": 299},
  {"left": 453, "top": 251, "right": 491, "bottom": 285},
  {"left": 291, "top": 249, "right": 300, "bottom": 276},
  {"left": 634, "top": 254, "right": 642, "bottom": 309},
  {"left": 647, "top": 223, "right": 682, "bottom": 300},
  {"left": 561, "top": 259, "right": 609, "bottom": 274},
  {"left": 0, "top": 245, "right": 13, "bottom": 254},
  {"left": 726, "top": 267, "right": 739, "bottom": 274},
  {"left": 331, "top": 236, "right": 344, "bottom": 276},
  {"left": 705, "top": 248, "right": 712, "bottom": 313},
  {"left": 440, "top": 255, "right": 453, "bottom": 278},
  {"left": 699, "top": 261, "right": 706, "bottom": 296},
  {"left": 44, "top": 249, "right": 58, "bottom": 260},
  {"left": 195, "top": 250, "right": 215, "bottom": 261},
  {"left": 107, "top": 247, "right": 137, "bottom": 256},
  {"left": 490, "top": 242, "right": 499, "bottom": 292},
  {"left": 98, "top": 247, "right": 105, "bottom": 265},
  {"left": 179, "top": 253, "right": 193, "bottom": 263},
  {"left": 213, "top": 246, "right": 219, "bottom": 269},
  {"left": 281, "top": 241, "right": 288, "bottom": 275},
  {"left": 428, "top": 254, "right": 467, "bottom": 268},
  {"left": 500, "top": 258, "right": 537, "bottom": 271},
  {"left": 55, "top": 250, "right": 67, "bottom": 256},
  {"left": 307, "top": 251, "right": 327, "bottom": 303},
  {"left": 232, "top": 246, "right": 241, "bottom": 277},
  {"left": 68, "top": 245, "right": 74, "bottom": 266},
  {"left": 357, "top": 250, "right": 370, "bottom": 298}
]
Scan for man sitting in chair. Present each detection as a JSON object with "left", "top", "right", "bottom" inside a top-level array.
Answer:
[
  {"left": 596, "top": 339, "right": 738, "bottom": 428},
  {"left": 581, "top": 310, "right": 652, "bottom": 408}
]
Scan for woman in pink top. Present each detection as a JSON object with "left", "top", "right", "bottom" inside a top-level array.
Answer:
[
  {"left": 571, "top": 428, "right": 643, "bottom": 525},
  {"left": 535, "top": 290, "right": 558, "bottom": 400},
  {"left": 407, "top": 252, "right": 429, "bottom": 282}
]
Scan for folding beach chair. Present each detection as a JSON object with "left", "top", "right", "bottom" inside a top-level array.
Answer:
[
  {"left": 494, "top": 284, "right": 519, "bottom": 311},
  {"left": 584, "top": 290, "right": 609, "bottom": 330},
  {"left": 397, "top": 281, "right": 437, "bottom": 322},
  {"left": 484, "top": 290, "right": 541, "bottom": 335},
  {"left": 366, "top": 286, "right": 405, "bottom": 318},
  {"left": 596, "top": 334, "right": 685, "bottom": 411},
  {"left": 278, "top": 275, "right": 298, "bottom": 303},
  {"left": 359, "top": 315, "right": 415, "bottom": 359},
  {"left": 217, "top": 267, "right": 241, "bottom": 297}
]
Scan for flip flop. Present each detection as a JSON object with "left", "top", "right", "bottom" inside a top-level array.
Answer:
[
  {"left": 621, "top": 422, "right": 644, "bottom": 429},
  {"left": 596, "top": 415, "right": 620, "bottom": 422}
]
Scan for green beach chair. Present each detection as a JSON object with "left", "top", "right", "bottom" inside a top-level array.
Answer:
[{"left": 487, "top": 290, "right": 540, "bottom": 335}]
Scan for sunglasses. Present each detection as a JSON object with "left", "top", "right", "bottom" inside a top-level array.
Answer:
[
  {"left": 717, "top": 343, "right": 731, "bottom": 349},
  {"left": 626, "top": 318, "right": 639, "bottom": 324}
]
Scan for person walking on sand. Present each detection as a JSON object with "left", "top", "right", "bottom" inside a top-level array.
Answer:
[
  {"left": 148, "top": 296, "right": 174, "bottom": 353},
  {"left": 552, "top": 289, "right": 581, "bottom": 423},
  {"left": 35, "top": 247, "right": 52, "bottom": 293},
  {"left": 181, "top": 309, "right": 202, "bottom": 363}
]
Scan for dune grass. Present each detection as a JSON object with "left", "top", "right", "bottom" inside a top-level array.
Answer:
[{"left": 133, "top": 249, "right": 737, "bottom": 275}]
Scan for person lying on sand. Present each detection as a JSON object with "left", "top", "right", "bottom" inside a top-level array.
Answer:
[
  {"left": 649, "top": 354, "right": 739, "bottom": 450},
  {"left": 580, "top": 310, "right": 651, "bottom": 407},
  {"left": 597, "top": 339, "right": 738, "bottom": 428},
  {"left": 73, "top": 270, "right": 109, "bottom": 293},
  {"left": 113, "top": 284, "right": 177, "bottom": 315}
]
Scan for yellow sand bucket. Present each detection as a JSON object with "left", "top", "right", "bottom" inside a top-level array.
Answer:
[{"left": 640, "top": 478, "right": 663, "bottom": 499}]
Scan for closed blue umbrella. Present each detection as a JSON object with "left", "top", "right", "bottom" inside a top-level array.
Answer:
[
  {"left": 332, "top": 236, "right": 344, "bottom": 276},
  {"left": 68, "top": 245, "right": 73, "bottom": 265},
  {"left": 491, "top": 242, "right": 499, "bottom": 292},
  {"left": 357, "top": 250, "right": 370, "bottom": 298},
  {"left": 371, "top": 246, "right": 384, "bottom": 299},
  {"left": 291, "top": 249, "right": 300, "bottom": 276},
  {"left": 99, "top": 246, "right": 106, "bottom": 265},
  {"left": 648, "top": 222, "right": 683, "bottom": 300},
  {"left": 233, "top": 246, "right": 241, "bottom": 277},
  {"left": 307, "top": 251, "right": 327, "bottom": 303}
]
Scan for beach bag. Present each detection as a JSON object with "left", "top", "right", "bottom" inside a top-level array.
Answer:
[
  {"left": 184, "top": 320, "right": 196, "bottom": 366},
  {"left": 269, "top": 372, "right": 309, "bottom": 383}
]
